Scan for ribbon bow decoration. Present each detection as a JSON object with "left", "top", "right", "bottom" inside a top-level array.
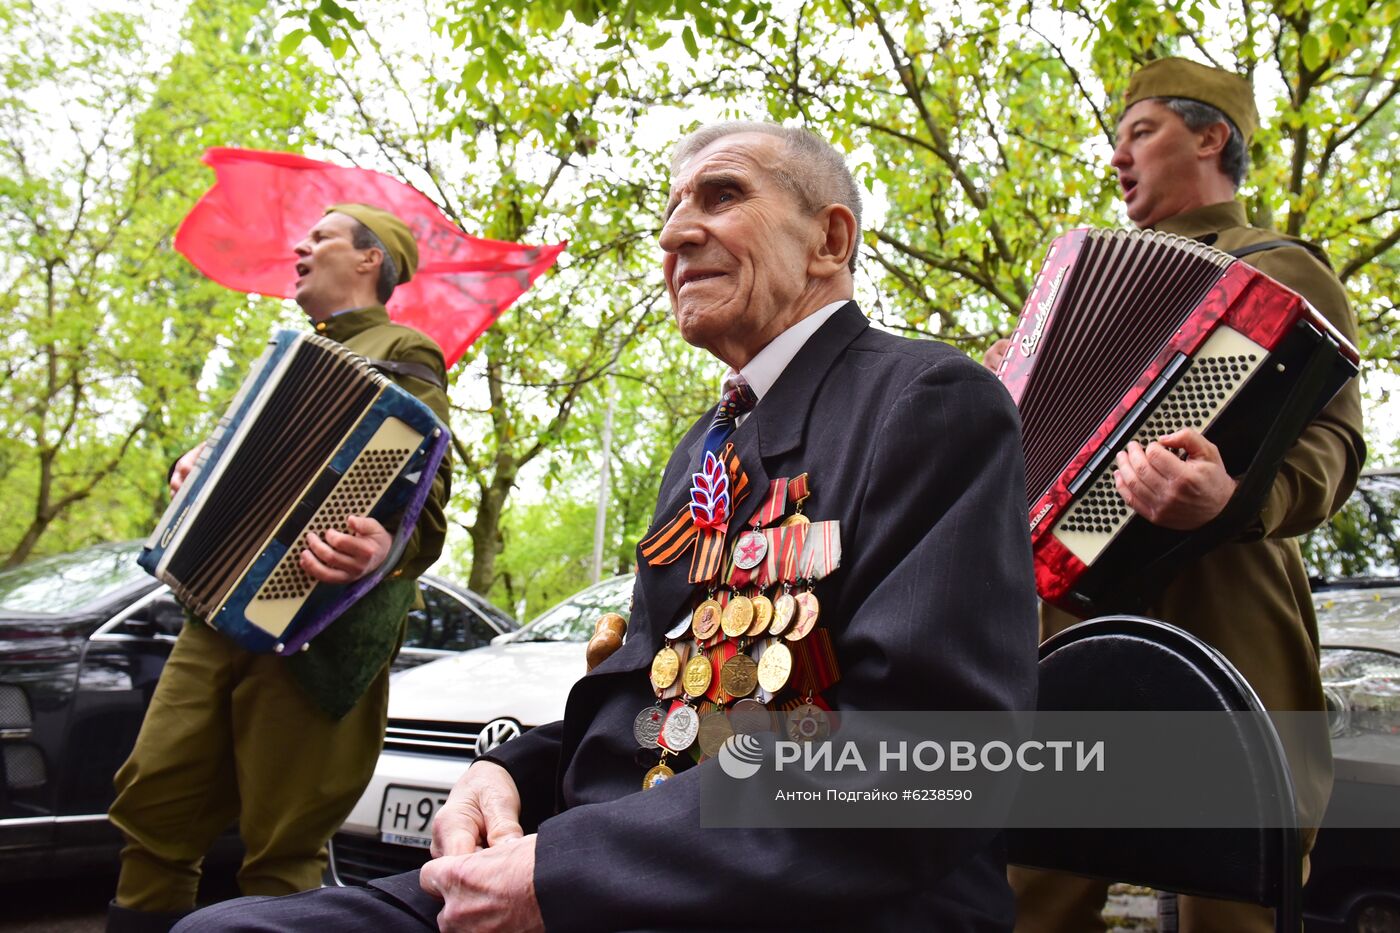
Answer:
[
  {"left": 688, "top": 451, "right": 731, "bottom": 531},
  {"left": 640, "top": 444, "right": 750, "bottom": 584}
]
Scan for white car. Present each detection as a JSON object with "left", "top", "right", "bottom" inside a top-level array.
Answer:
[{"left": 328, "top": 574, "right": 634, "bottom": 885}]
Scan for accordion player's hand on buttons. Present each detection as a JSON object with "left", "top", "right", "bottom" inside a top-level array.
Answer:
[
  {"left": 299, "top": 514, "right": 393, "bottom": 584},
  {"left": 1113, "top": 428, "right": 1239, "bottom": 531}
]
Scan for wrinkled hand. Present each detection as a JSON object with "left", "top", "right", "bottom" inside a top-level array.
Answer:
[
  {"left": 169, "top": 443, "right": 207, "bottom": 495},
  {"left": 431, "top": 760, "right": 524, "bottom": 859},
  {"left": 1114, "top": 428, "right": 1237, "bottom": 531},
  {"left": 983, "top": 338, "right": 1012, "bottom": 372},
  {"left": 299, "top": 515, "right": 392, "bottom": 583},
  {"left": 421, "top": 763, "right": 537, "bottom": 932},
  {"left": 420, "top": 834, "right": 542, "bottom": 933}
]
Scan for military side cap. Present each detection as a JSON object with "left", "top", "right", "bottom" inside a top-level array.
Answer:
[
  {"left": 1124, "top": 57, "right": 1259, "bottom": 146},
  {"left": 326, "top": 203, "right": 418, "bottom": 285}
]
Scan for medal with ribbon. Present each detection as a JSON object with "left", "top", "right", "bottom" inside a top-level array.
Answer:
[{"left": 638, "top": 465, "right": 849, "bottom": 779}]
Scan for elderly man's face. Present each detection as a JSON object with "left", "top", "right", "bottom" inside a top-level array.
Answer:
[{"left": 659, "top": 133, "right": 819, "bottom": 365}]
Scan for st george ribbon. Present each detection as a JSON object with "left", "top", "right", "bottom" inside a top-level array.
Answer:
[{"left": 174, "top": 147, "right": 566, "bottom": 367}]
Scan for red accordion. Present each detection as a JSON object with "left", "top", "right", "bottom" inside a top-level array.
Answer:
[{"left": 997, "top": 228, "right": 1359, "bottom": 617}]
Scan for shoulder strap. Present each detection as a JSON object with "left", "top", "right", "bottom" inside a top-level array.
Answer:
[
  {"left": 367, "top": 357, "right": 446, "bottom": 390},
  {"left": 1228, "top": 238, "right": 1330, "bottom": 268}
]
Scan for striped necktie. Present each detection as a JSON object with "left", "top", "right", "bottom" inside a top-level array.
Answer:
[{"left": 703, "top": 375, "right": 758, "bottom": 458}]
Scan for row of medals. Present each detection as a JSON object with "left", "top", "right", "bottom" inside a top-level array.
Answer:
[{"left": 637, "top": 526, "right": 830, "bottom": 788}]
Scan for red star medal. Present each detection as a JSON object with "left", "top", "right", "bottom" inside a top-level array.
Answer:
[{"left": 732, "top": 528, "right": 768, "bottom": 570}]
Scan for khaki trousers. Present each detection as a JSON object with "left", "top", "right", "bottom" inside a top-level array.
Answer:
[
  {"left": 1009, "top": 862, "right": 1311, "bottom": 933},
  {"left": 109, "top": 623, "right": 390, "bottom": 912}
]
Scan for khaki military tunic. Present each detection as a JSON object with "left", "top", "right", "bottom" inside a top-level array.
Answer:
[{"left": 1042, "top": 200, "right": 1366, "bottom": 828}]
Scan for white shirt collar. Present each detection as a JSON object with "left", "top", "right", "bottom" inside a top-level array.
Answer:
[{"left": 729, "top": 300, "right": 849, "bottom": 416}]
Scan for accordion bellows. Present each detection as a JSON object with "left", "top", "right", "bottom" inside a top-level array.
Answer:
[
  {"left": 998, "top": 228, "right": 1358, "bottom": 616},
  {"left": 140, "top": 330, "right": 450, "bottom": 653}
]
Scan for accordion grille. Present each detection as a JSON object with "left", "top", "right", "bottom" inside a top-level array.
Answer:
[
  {"left": 1053, "top": 337, "right": 1261, "bottom": 553},
  {"left": 257, "top": 446, "right": 413, "bottom": 602},
  {"left": 166, "top": 337, "right": 385, "bottom": 615},
  {"left": 1017, "top": 230, "right": 1233, "bottom": 507}
]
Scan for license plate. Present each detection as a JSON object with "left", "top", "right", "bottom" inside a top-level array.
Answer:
[{"left": 378, "top": 784, "right": 447, "bottom": 848}]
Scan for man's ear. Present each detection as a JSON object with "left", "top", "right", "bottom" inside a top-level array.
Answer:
[
  {"left": 809, "top": 203, "right": 858, "bottom": 278},
  {"left": 358, "top": 246, "right": 385, "bottom": 277},
  {"left": 1196, "top": 120, "right": 1230, "bottom": 161}
]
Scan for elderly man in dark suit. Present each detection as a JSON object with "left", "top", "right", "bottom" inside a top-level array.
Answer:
[{"left": 177, "top": 122, "right": 1038, "bottom": 933}]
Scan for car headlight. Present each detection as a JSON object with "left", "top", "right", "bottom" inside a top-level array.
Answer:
[{"left": 1320, "top": 647, "right": 1400, "bottom": 739}]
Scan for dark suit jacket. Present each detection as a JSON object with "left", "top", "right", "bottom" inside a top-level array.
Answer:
[{"left": 485, "top": 302, "right": 1039, "bottom": 931}]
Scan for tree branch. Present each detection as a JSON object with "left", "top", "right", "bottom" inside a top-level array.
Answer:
[{"left": 1338, "top": 220, "right": 1400, "bottom": 282}]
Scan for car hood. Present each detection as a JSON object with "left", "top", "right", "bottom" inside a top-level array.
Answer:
[
  {"left": 388, "top": 641, "right": 587, "bottom": 726},
  {"left": 1314, "top": 584, "right": 1400, "bottom": 655},
  {"left": 0, "top": 610, "right": 111, "bottom": 661}
]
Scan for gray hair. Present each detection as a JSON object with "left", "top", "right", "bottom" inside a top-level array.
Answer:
[
  {"left": 349, "top": 221, "right": 399, "bottom": 304},
  {"left": 671, "top": 121, "right": 863, "bottom": 272},
  {"left": 1155, "top": 98, "right": 1250, "bottom": 189}
]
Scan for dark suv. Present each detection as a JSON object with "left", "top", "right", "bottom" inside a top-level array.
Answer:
[{"left": 0, "top": 541, "right": 516, "bottom": 881}]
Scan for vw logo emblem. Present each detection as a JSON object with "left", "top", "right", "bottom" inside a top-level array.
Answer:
[{"left": 474, "top": 718, "right": 522, "bottom": 755}]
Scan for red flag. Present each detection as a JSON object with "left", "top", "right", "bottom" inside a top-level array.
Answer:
[{"left": 174, "top": 148, "right": 565, "bottom": 367}]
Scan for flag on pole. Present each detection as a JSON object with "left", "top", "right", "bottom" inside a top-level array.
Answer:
[{"left": 174, "top": 148, "right": 566, "bottom": 367}]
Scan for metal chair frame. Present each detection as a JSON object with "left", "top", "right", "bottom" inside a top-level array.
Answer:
[{"left": 1008, "top": 615, "right": 1302, "bottom": 933}]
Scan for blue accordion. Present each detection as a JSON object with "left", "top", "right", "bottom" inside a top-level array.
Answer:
[{"left": 140, "top": 329, "right": 450, "bottom": 654}]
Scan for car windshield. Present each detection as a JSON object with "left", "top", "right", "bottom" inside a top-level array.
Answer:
[
  {"left": 511, "top": 575, "right": 634, "bottom": 643},
  {"left": 1302, "top": 473, "right": 1400, "bottom": 585},
  {"left": 469, "top": 594, "right": 519, "bottom": 632},
  {"left": 0, "top": 542, "right": 150, "bottom": 614}
]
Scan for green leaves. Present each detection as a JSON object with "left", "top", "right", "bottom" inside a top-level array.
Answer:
[
  {"left": 278, "top": 0, "right": 362, "bottom": 58},
  {"left": 1301, "top": 32, "right": 1323, "bottom": 69},
  {"left": 0, "top": 0, "right": 322, "bottom": 563},
  {"left": 11, "top": 0, "right": 1398, "bottom": 577},
  {"left": 279, "top": 28, "right": 308, "bottom": 56}
]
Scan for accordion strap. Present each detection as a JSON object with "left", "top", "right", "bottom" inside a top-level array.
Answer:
[
  {"left": 1228, "top": 239, "right": 1330, "bottom": 268},
  {"left": 367, "top": 358, "right": 446, "bottom": 390}
]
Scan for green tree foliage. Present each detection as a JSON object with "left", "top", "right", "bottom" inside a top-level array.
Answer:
[
  {"left": 293, "top": 0, "right": 1397, "bottom": 359},
  {"left": 1299, "top": 474, "right": 1400, "bottom": 579},
  {"left": 281, "top": 0, "right": 1398, "bottom": 594},
  {"left": 306, "top": 7, "right": 715, "bottom": 595},
  {"left": 0, "top": 0, "right": 323, "bottom": 564},
  {"left": 480, "top": 368, "right": 703, "bottom": 619},
  {"left": 282, "top": 0, "right": 1397, "bottom": 593}
]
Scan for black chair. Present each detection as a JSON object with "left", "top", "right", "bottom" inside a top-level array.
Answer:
[{"left": 1007, "top": 615, "right": 1302, "bottom": 933}]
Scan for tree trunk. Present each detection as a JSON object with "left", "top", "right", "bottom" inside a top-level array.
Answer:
[
  {"left": 4, "top": 517, "right": 51, "bottom": 568},
  {"left": 467, "top": 468, "right": 514, "bottom": 596}
]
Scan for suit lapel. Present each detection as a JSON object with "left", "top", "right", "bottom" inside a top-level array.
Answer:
[
  {"left": 649, "top": 414, "right": 709, "bottom": 534},
  {"left": 748, "top": 301, "right": 868, "bottom": 458},
  {"left": 721, "top": 415, "right": 769, "bottom": 538}
]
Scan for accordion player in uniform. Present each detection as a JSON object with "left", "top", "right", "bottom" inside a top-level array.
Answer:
[
  {"left": 106, "top": 204, "right": 453, "bottom": 933},
  {"left": 990, "top": 59, "right": 1366, "bottom": 933}
]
